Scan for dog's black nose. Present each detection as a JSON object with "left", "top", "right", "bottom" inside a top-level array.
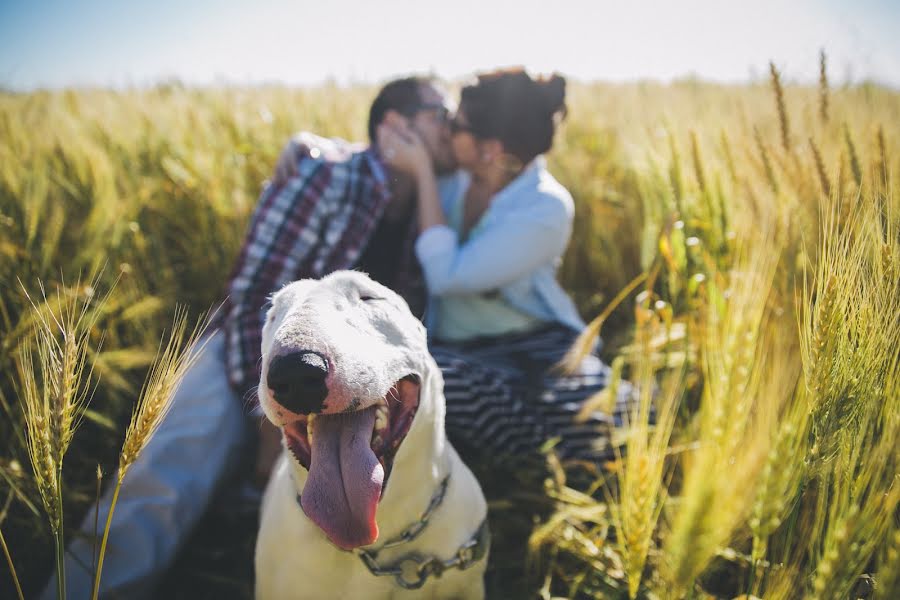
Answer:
[{"left": 267, "top": 351, "right": 329, "bottom": 414}]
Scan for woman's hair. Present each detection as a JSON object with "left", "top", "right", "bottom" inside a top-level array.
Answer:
[{"left": 460, "top": 68, "right": 567, "bottom": 164}]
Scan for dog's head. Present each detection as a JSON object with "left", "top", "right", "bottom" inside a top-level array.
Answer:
[{"left": 258, "top": 271, "right": 435, "bottom": 550}]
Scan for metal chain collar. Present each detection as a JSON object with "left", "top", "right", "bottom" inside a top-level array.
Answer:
[
  {"left": 353, "top": 475, "right": 491, "bottom": 590},
  {"left": 357, "top": 518, "right": 490, "bottom": 590}
]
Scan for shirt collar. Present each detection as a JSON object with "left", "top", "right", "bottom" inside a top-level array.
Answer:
[{"left": 491, "top": 155, "right": 545, "bottom": 206}]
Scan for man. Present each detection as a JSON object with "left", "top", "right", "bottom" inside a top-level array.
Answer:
[{"left": 44, "top": 75, "right": 459, "bottom": 600}]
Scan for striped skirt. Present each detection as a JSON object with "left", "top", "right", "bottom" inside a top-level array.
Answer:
[{"left": 431, "top": 323, "right": 637, "bottom": 463}]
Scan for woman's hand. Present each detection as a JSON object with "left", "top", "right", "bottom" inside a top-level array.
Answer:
[{"left": 376, "top": 112, "right": 431, "bottom": 179}]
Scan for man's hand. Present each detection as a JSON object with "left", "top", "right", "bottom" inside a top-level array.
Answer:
[
  {"left": 254, "top": 417, "right": 283, "bottom": 488},
  {"left": 377, "top": 111, "right": 431, "bottom": 179}
]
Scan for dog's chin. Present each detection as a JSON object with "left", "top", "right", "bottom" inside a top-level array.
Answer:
[{"left": 281, "top": 374, "right": 420, "bottom": 496}]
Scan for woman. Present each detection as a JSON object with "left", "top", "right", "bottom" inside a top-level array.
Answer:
[{"left": 378, "top": 68, "right": 634, "bottom": 462}]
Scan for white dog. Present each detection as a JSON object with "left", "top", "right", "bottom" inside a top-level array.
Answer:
[{"left": 255, "top": 271, "right": 489, "bottom": 599}]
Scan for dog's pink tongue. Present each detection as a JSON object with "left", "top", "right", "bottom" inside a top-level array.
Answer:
[{"left": 301, "top": 407, "right": 383, "bottom": 550}]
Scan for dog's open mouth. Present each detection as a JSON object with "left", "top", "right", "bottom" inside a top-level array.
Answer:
[{"left": 281, "top": 374, "right": 420, "bottom": 550}]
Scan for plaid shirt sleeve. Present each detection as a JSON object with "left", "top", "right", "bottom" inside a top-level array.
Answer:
[{"left": 222, "top": 139, "right": 336, "bottom": 407}]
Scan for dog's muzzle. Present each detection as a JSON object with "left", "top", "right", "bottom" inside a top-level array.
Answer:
[{"left": 267, "top": 351, "right": 329, "bottom": 414}]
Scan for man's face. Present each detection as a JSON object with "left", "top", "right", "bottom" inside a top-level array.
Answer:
[{"left": 410, "top": 83, "right": 457, "bottom": 175}]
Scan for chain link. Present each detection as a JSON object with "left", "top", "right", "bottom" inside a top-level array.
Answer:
[
  {"left": 352, "top": 474, "right": 490, "bottom": 590},
  {"left": 380, "top": 475, "right": 448, "bottom": 549},
  {"left": 358, "top": 519, "right": 490, "bottom": 590}
]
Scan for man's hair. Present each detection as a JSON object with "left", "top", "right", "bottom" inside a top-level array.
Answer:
[{"left": 367, "top": 76, "right": 434, "bottom": 144}]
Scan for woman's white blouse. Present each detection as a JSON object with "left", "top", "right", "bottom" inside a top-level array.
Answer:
[{"left": 416, "top": 157, "right": 586, "bottom": 340}]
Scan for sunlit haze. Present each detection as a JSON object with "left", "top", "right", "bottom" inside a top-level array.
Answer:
[{"left": 1, "top": 0, "right": 899, "bottom": 90}]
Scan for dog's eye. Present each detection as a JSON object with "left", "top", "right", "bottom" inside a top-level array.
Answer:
[{"left": 359, "top": 294, "right": 384, "bottom": 302}]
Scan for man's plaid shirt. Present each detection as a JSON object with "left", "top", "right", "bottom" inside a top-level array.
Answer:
[{"left": 214, "top": 133, "right": 423, "bottom": 409}]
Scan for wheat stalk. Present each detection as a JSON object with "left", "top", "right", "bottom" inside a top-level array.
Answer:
[
  {"left": 881, "top": 242, "right": 895, "bottom": 285},
  {"left": 806, "top": 452, "right": 900, "bottom": 600},
  {"left": 809, "top": 138, "right": 831, "bottom": 198},
  {"left": 669, "top": 132, "right": 685, "bottom": 216},
  {"left": 663, "top": 218, "right": 781, "bottom": 595},
  {"left": 92, "top": 306, "right": 210, "bottom": 599},
  {"left": 796, "top": 184, "right": 900, "bottom": 599},
  {"left": 844, "top": 125, "right": 862, "bottom": 187},
  {"left": 818, "top": 50, "right": 830, "bottom": 125},
  {"left": 16, "top": 278, "right": 102, "bottom": 600},
  {"left": 770, "top": 62, "right": 791, "bottom": 152},
  {"left": 720, "top": 130, "right": 738, "bottom": 184},
  {"left": 875, "top": 125, "right": 888, "bottom": 192},
  {"left": 754, "top": 126, "right": 779, "bottom": 194},
  {"left": 610, "top": 346, "right": 681, "bottom": 599},
  {"left": 874, "top": 529, "right": 900, "bottom": 600},
  {"left": 749, "top": 407, "right": 808, "bottom": 566},
  {"left": 690, "top": 131, "right": 707, "bottom": 194}
]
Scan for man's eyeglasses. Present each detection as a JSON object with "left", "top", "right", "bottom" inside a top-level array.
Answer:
[{"left": 414, "top": 103, "right": 451, "bottom": 123}]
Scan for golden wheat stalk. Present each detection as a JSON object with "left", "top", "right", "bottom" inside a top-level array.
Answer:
[
  {"left": 669, "top": 132, "right": 685, "bottom": 215},
  {"left": 720, "top": 130, "right": 738, "bottom": 184},
  {"left": 801, "top": 187, "right": 897, "bottom": 461},
  {"left": 809, "top": 138, "right": 831, "bottom": 198},
  {"left": 18, "top": 333, "right": 63, "bottom": 529},
  {"left": 843, "top": 125, "right": 862, "bottom": 187},
  {"left": 875, "top": 529, "right": 900, "bottom": 600},
  {"left": 836, "top": 150, "right": 848, "bottom": 199},
  {"left": 663, "top": 212, "right": 785, "bottom": 595},
  {"left": 91, "top": 464, "right": 102, "bottom": 575},
  {"left": 749, "top": 407, "right": 808, "bottom": 566},
  {"left": 770, "top": 62, "right": 791, "bottom": 152},
  {"left": 796, "top": 186, "right": 900, "bottom": 599},
  {"left": 754, "top": 126, "right": 779, "bottom": 194},
  {"left": 799, "top": 191, "right": 857, "bottom": 415},
  {"left": 610, "top": 343, "right": 681, "bottom": 599},
  {"left": 819, "top": 49, "right": 830, "bottom": 125},
  {"left": 16, "top": 278, "right": 103, "bottom": 600},
  {"left": 690, "top": 131, "right": 707, "bottom": 194},
  {"left": 807, "top": 455, "right": 900, "bottom": 600},
  {"left": 875, "top": 126, "right": 888, "bottom": 192},
  {"left": 92, "top": 306, "right": 210, "bottom": 599}
]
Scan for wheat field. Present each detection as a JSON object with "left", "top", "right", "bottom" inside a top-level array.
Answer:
[{"left": 1, "top": 58, "right": 899, "bottom": 599}]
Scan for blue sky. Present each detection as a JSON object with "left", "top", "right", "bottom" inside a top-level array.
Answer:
[{"left": 1, "top": 0, "right": 899, "bottom": 90}]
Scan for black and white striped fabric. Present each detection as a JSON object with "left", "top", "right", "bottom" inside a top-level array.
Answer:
[{"left": 431, "top": 323, "right": 637, "bottom": 463}]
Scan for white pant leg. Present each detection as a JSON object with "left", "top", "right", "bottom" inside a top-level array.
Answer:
[{"left": 41, "top": 330, "right": 251, "bottom": 600}]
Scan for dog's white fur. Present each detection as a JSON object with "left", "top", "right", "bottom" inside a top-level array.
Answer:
[{"left": 255, "top": 271, "right": 488, "bottom": 599}]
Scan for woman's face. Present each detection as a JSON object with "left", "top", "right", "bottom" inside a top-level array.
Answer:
[{"left": 449, "top": 106, "right": 480, "bottom": 170}]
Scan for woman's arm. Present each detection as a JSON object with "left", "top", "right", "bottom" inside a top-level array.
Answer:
[{"left": 415, "top": 198, "right": 570, "bottom": 295}]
